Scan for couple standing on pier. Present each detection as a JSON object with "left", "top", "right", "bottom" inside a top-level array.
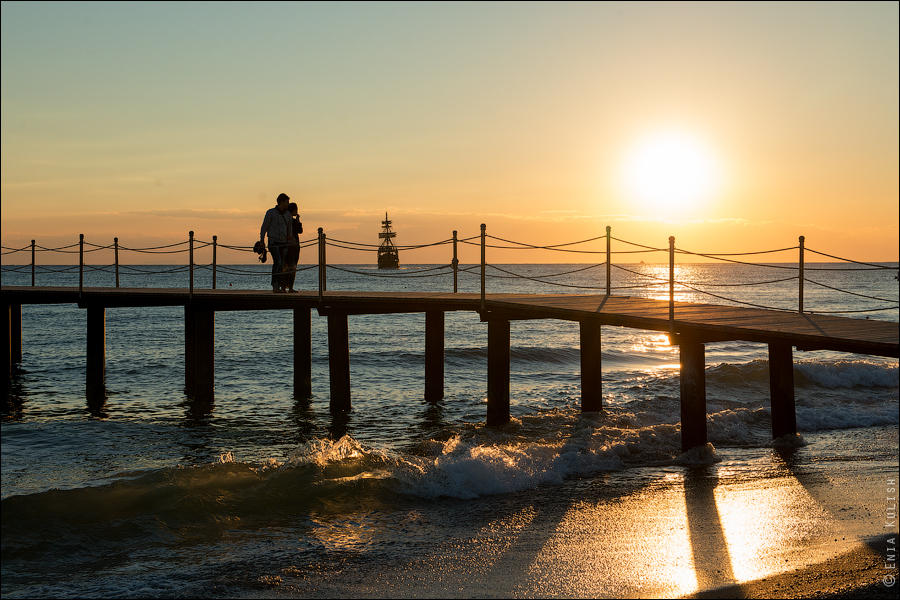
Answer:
[{"left": 259, "top": 192, "right": 303, "bottom": 293}]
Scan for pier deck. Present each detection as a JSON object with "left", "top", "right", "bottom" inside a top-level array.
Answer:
[
  {"left": 3, "top": 286, "right": 897, "bottom": 356},
  {"left": 4, "top": 285, "right": 898, "bottom": 451}
]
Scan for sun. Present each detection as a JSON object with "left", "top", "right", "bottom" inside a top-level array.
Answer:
[{"left": 621, "top": 131, "right": 720, "bottom": 219}]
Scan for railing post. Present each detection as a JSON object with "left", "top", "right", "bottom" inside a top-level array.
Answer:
[
  {"left": 452, "top": 230, "right": 459, "bottom": 294},
  {"left": 798, "top": 235, "right": 805, "bottom": 314},
  {"left": 114, "top": 237, "right": 120, "bottom": 288},
  {"left": 480, "top": 223, "right": 486, "bottom": 314},
  {"left": 189, "top": 231, "right": 194, "bottom": 297},
  {"left": 669, "top": 235, "right": 675, "bottom": 324},
  {"left": 30, "top": 240, "right": 35, "bottom": 287},
  {"left": 79, "top": 234, "right": 84, "bottom": 295},
  {"left": 606, "top": 226, "right": 611, "bottom": 296},
  {"left": 318, "top": 227, "right": 326, "bottom": 302},
  {"left": 212, "top": 235, "right": 217, "bottom": 290}
]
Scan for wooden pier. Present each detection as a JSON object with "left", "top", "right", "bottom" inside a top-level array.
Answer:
[{"left": 4, "top": 286, "right": 897, "bottom": 451}]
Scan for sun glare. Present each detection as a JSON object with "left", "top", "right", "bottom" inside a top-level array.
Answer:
[{"left": 621, "top": 131, "right": 720, "bottom": 219}]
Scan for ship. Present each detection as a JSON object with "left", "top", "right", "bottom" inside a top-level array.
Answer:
[{"left": 377, "top": 212, "right": 400, "bottom": 269}]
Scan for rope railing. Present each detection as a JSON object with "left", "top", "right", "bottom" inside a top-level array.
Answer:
[
  {"left": 804, "top": 248, "right": 895, "bottom": 269},
  {"left": 2, "top": 229, "right": 897, "bottom": 318},
  {"left": 327, "top": 264, "right": 455, "bottom": 278},
  {"left": 803, "top": 277, "right": 899, "bottom": 303},
  {"left": 326, "top": 237, "right": 452, "bottom": 250}
]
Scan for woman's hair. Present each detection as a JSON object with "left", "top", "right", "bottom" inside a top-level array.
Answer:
[{"left": 288, "top": 202, "right": 298, "bottom": 213}]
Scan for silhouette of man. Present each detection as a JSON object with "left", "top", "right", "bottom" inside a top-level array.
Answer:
[{"left": 259, "top": 193, "right": 293, "bottom": 293}]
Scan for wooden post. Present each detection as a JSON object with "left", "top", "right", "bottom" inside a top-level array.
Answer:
[
  {"left": 86, "top": 304, "right": 105, "bottom": 402},
  {"left": 679, "top": 338, "right": 707, "bottom": 451},
  {"left": 79, "top": 234, "right": 84, "bottom": 295},
  {"left": 31, "top": 240, "right": 35, "bottom": 287},
  {"left": 480, "top": 223, "right": 486, "bottom": 314},
  {"left": 798, "top": 235, "right": 805, "bottom": 314},
  {"left": 114, "top": 237, "right": 120, "bottom": 288},
  {"left": 212, "top": 235, "right": 217, "bottom": 290},
  {"left": 768, "top": 342, "right": 797, "bottom": 439},
  {"left": 184, "top": 305, "right": 195, "bottom": 395},
  {"left": 189, "top": 231, "right": 194, "bottom": 297},
  {"left": 425, "top": 311, "right": 444, "bottom": 403},
  {"left": 452, "top": 230, "right": 459, "bottom": 293},
  {"left": 194, "top": 307, "right": 214, "bottom": 403},
  {"left": 486, "top": 318, "right": 510, "bottom": 426},
  {"left": 294, "top": 307, "right": 312, "bottom": 399},
  {"left": 318, "top": 228, "right": 326, "bottom": 303},
  {"left": 669, "top": 235, "right": 675, "bottom": 324},
  {"left": 4, "top": 304, "right": 10, "bottom": 395},
  {"left": 580, "top": 319, "right": 602, "bottom": 412},
  {"left": 327, "top": 312, "right": 350, "bottom": 413},
  {"left": 606, "top": 226, "right": 611, "bottom": 296},
  {"left": 185, "top": 306, "right": 214, "bottom": 402},
  {"left": 10, "top": 304, "right": 22, "bottom": 366}
]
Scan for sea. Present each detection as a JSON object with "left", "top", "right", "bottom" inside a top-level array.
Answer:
[{"left": 1, "top": 259, "right": 898, "bottom": 598}]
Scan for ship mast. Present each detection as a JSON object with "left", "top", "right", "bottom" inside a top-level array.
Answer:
[
  {"left": 377, "top": 212, "right": 400, "bottom": 268},
  {"left": 379, "top": 212, "right": 396, "bottom": 249}
]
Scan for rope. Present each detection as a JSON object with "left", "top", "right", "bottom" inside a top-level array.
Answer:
[
  {"left": 326, "top": 238, "right": 452, "bottom": 250},
  {"left": 677, "top": 275, "right": 798, "bottom": 288},
  {"left": 803, "top": 278, "right": 899, "bottom": 303},
  {"left": 0, "top": 264, "right": 30, "bottom": 272},
  {"left": 610, "top": 263, "right": 671, "bottom": 282},
  {"left": 674, "top": 250, "right": 800, "bottom": 269},
  {"left": 1, "top": 245, "right": 31, "bottom": 255},
  {"left": 8, "top": 264, "right": 81, "bottom": 273},
  {"left": 675, "top": 282, "right": 795, "bottom": 312},
  {"left": 485, "top": 233, "right": 607, "bottom": 250},
  {"left": 35, "top": 245, "right": 80, "bottom": 254},
  {"left": 34, "top": 243, "right": 80, "bottom": 251},
  {"left": 485, "top": 264, "right": 610, "bottom": 290},
  {"left": 677, "top": 245, "right": 798, "bottom": 257},
  {"left": 609, "top": 236, "right": 669, "bottom": 252},
  {"left": 118, "top": 247, "right": 191, "bottom": 254},
  {"left": 804, "top": 248, "right": 895, "bottom": 269},
  {"left": 610, "top": 248, "right": 667, "bottom": 255},
  {"left": 805, "top": 305, "right": 900, "bottom": 314},
  {"left": 326, "top": 264, "right": 454, "bottom": 278},
  {"left": 461, "top": 238, "right": 606, "bottom": 253},
  {"left": 803, "top": 265, "right": 894, "bottom": 272},
  {"left": 118, "top": 264, "right": 190, "bottom": 274},
  {"left": 478, "top": 262, "right": 608, "bottom": 279},
  {"left": 118, "top": 240, "right": 189, "bottom": 251}
]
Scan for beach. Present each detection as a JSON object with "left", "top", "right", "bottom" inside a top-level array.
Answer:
[
  {"left": 230, "top": 427, "right": 898, "bottom": 599},
  {"left": 2, "top": 263, "right": 897, "bottom": 598}
]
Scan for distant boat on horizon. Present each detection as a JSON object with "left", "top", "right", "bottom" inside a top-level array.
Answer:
[{"left": 377, "top": 212, "right": 399, "bottom": 269}]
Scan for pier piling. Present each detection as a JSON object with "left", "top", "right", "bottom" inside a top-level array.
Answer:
[
  {"left": 10, "top": 304, "right": 22, "bottom": 366},
  {"left": 768, "top": 342, "right": 797, "bottom": 439},
  {"left": 294, "top": 308, "right": 312, "bottom": 399},
  {"left": 580, "top": 319, "right": 602, "bottom": 412},
  {"left": 4, "top": 304, "right": 11, "bottom": 394},
  {"left": 185, "top": 306, "right": 214, "bottom": 402},
  {"left": 679, "top": 338, "right": 708, "bottom": 452},
  {"left": 327, "top": 312, "right": 351, "bottom": 413},
  {"left": 86, "top": 304, "right": 105, "bottom": 401},
  {"left": 487, "top": 318, "right": 510, "bottom": 426},
  {"left": 425, "top": 311, "right": 444, "bottom": 403}
]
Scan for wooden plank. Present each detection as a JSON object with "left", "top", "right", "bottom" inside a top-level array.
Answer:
[{"left": 3, "top": 286, "right": 897, "bottom": 357}]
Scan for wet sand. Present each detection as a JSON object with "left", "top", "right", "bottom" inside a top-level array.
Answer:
[
  {"left": 250, "top": 436, "right": 898, "bottom": 598},
  {"left": 691, "top": 534, "right": 896, "bottom": 599}
]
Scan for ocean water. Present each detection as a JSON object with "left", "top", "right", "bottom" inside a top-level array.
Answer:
[{"left": 1, "top": 260, "right": 898, "bottom": 597}]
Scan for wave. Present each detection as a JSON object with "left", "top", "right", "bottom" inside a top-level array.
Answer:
[{"left": 644, "top": 358, "right": 900, "bottom": 390}]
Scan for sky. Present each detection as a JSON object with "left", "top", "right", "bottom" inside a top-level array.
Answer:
[{"left": 1, "top": 1, "right": 898, "bottom": 264}]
